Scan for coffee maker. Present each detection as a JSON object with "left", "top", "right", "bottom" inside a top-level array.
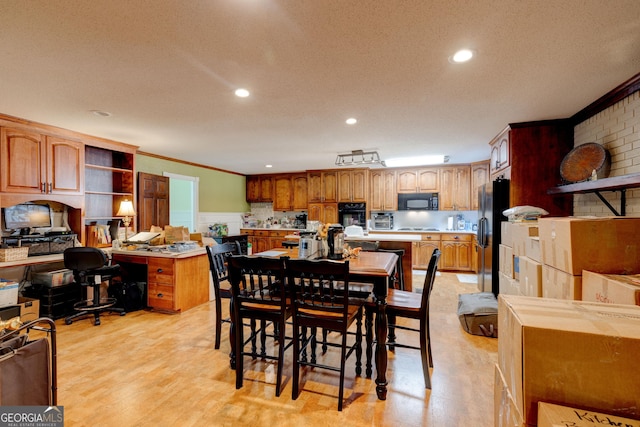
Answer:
[{"left": 327, "top": 224, "right": 345, "bottom": 260}]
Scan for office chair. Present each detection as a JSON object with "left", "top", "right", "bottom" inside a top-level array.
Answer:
[{"left": 64, "top": 247, "right": 126, "bottom": 326}]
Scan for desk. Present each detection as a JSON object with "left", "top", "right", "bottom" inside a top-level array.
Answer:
[
  {"left": 112, "top": 248, "right": 209, "bottom": 313},
  {"left": 244, "top": 250, "right": 396, "bottom": 400}
]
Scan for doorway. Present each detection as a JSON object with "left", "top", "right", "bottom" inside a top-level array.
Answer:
[{"left": 163, "top": 172, "right": 199, "bottom": 232}]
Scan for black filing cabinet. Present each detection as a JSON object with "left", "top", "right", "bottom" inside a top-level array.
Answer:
[{"left": 23, "top": 282, "right": 82, "bottom": 320}]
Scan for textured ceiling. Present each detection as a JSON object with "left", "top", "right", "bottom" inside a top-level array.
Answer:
[{"left": 1, "top": 1, "right": 639, "bottom": 175}]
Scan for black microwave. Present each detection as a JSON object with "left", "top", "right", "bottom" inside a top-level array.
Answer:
[{"left": 397, "top": 193, "right": 439, "bottom": 210}]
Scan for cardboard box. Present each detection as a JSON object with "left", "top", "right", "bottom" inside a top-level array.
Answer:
[
  {"left": 17, "top": 296, "right": 40, "bottom": 322},
  {"left": 537, "top": 402, "right": 640, "bottom": 427},
  {"left": 495, "top": 364, "right": 525, "bottom": 427},
  {"left": 519, "top": 256, "right": 542, "bottom": 298},
  {"left": 498, "top": 295, "right": 640, "bottom": 426},
  {"left": 523, "top": 237, "right": 540, "bottom": 263},
  {"left": 499, "top": 244, "right": 514, "bottom": 278},
  {"left": 542, "top": 264, "right": 581, "bottom": 300},
  {"left": 538, "top": 217, "right": 640, "bottom": 276},
  {"left": 499, "top": 271, "right": 522, "bottom": 296},
  {"left": 31, "top": 268, "right": 75, "bottom": 287},
  {"left": 582, "top": 270, "right": 640, "bottom": 306},
  {"left": 501, "top": 221, "right": 513, "bottom": 248},
  {"left": 0, "top": 279, "right": 19, "bottom": 307},
  {"left": 511, "top": 223, "right": 539, "bottom": 257}
]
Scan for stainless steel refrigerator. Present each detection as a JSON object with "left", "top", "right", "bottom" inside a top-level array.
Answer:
[{"left": 477, "top": 179, "right": 510, "bottom": 295}]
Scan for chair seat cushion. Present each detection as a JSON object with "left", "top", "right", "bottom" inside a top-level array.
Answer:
[{"left": 386, "top": 288, "right": 421, "bottom": 310}]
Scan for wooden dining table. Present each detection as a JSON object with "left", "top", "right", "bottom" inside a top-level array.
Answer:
[{"left": 234, "top": 248, "right": 398, "bottom": 401}]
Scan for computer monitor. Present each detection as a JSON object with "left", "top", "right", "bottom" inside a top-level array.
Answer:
[{"left": 3, "top": 203, "right": 52, "bottom": 231}]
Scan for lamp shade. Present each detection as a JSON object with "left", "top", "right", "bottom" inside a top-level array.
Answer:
[{"left": 116, "top": 200, "right": 136, "bottom": 217}]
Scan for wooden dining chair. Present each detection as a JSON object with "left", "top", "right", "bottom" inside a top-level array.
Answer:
[
  {"left": 376, "top": 248, "right": 405, "bottom": 290},
  {"left": 285, "top": 258, "right": 363, "bottom": 411},
  {"left": 227, "top": 255, "right": 292, "bottom": 397},
  {"left": 205, "top": 243, "right": 237, "bottom": 350},
  {"left": 367, "top": 248, "right": 441, "bottom": 389}
]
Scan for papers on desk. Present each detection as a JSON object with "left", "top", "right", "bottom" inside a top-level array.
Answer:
[
  {"left": 253, "top": 250, "right": 289, "bottom": 257},
  {"left": 123, "top": 232, "right": 161, "bottom": 244}
]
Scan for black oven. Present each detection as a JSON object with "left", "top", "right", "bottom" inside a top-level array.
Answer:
[{"left": 338, "top": 203, "right": 366, "bottom": 227}]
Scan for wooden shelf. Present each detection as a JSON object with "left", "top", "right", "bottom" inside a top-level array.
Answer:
[{"left": 548, "top": 172, "right": 640, "bottom": 215}]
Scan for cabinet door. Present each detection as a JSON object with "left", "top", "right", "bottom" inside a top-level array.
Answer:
[
  {"left": 382, "top": 171, "right": 397, "bottom": 210},
  {"left": 291, "top": 174, "right": 308, "bottom": 210},
  {"left": 322, "top": 171, "right": 338, "bottom": 203},
  {"left": 47, "top": 137, "right": 84, "bottom": 195},
  {"left": 471, "top": 161, "right": 490, "bottom": 211},
  {"left": 337, "top": 170, "right": 353, "bottom": 202},
  {"left": 440, "top": 241, "right": 458, "bottom": 270},
  {"left": 0, "top": 127, "right": 46, "bottom": 193},
  {"left": 369, "top": 171, "right": 384, "bottom": 211},
  {"left": 417, "top": 169, "right": 439, "bottom": 192},
  {"left": 273, "top": 175, "right": 293, "bottom": 211},
  {"left": 307, "top": 171, "right": 323, "bottom": 203},
  {"left": 255, "top": 236, "right": 269, "bottom": 253},
  {"left": 439, "top": 166, "right": 470, "bottom": 211},
  {"left": 323, "top": 203, "right": 338, "bottom": 224},
  {"left": 351, "top": 169, "right": 368, "bottom": 202},
  {"left": 246, "top": 176, "right": 261, "bottom": 202},
  {"left": 456, "top": 242, "right": 473, "bottom": 271},
  {"left": 413, "top": 241, "right": 440, "bottom": 269},
  {"left": 397, "top": 170, "right": 418, "bottom": 193},
  {"left": 260, "top": 176, "right": 274, "bottom": 202},
  {"left": 308, "top": 203, "right": 322, "bottom": 221}
]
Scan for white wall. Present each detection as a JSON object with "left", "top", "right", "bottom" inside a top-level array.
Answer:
[{"left": 573, "top": 91, "right": 640, "bottom": 216}]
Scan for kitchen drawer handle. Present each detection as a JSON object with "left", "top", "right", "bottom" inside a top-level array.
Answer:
[
  {"left": 157, "top": 268, "right": 163, "bottom": 273},
  {"left": 157, "top": 293, "right": 164, "bottom": 298},
  {"left": 454, "top": 235, "right": 460, "bottom": 239}
]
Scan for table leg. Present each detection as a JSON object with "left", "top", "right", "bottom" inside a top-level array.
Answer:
[
  {"left": 365, "top": 308, "right": 374, "bottom": 378},
  {"left": 374, "top": 298, "right": 388, "bottom": 400}
]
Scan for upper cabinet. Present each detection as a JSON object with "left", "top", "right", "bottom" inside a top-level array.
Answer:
[
  {"left": 489, "top": 128, "right": 510, "bottom": 180},
  {"left": 246, "top": 175, "right": 274, "bottom": 203},
  {"left": 291, "top": 173, "right": 308, "bottom": 211},
  {"left": 369, "top": 170, "right": 397, "bottom": 211},
  {"left": 1, "top": 127, "right": 84, "bottom": 195},
  {"left": 489, "top": 120, "right": 574, "bottom": 216},
  {"left": 307, "top": 170, "right": 338, "bottom": 203},
  {"left": 439, "top": 166, "right": 471, "bottom": 211},
  {"left": 396, "top": 168, "right": 439, "bottom": 193},
  {"left": 337, "top": 169, "right": 368, "bottom": 203},
  {"left": 470, "top": 161, "right": 490, "bottom": 211}
]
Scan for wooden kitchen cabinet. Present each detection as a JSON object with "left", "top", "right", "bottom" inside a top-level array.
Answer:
[
  {"left": 272, "top": 173, "right": 307, "bottom": 211},
  {"left": 412, "top": 234, "right": 441, "bottom": 269},
  {"left": 489, "top": 120, "right": 574, "bottom": 216},
  {"left": 291, "top": 173, "right": 308, "bottom": 210},
  {"left": 396, "top": 168, "right": 439, "bottom": 193},
  {"left": 440, "top": 233, "right": 473, "bottom": 271},
  {"left": 1, "top": 127, "right": 84, "bottom": 195},
  {"left": 308, "top": 202, "right": 338, "bottom": 224},
  {"left": 337, "top": 169, "right": 368, "bottom": 202},
  {"left": 246, "top": 175, "right": 274, "bottom": 202},
  {"left": 439, "top": 166, "right": 471, "bottom": 211},
  {"left": 307, "top": 170, "right": 338, "bottom": 203},
  {"left": 268, "top": 229, "right": 290, "bottom": 249},
  {"left": 369, "top": 169, "right": 397, "bottom": 211},
  {"left": 137, "top": 171, "right": 168, "bottom": 232},
  {"left": 489, "top": 128, "right": 510, "bottom": 179},
  {"left": 471, "top": 161, "right": 490, "bottom": 211}
]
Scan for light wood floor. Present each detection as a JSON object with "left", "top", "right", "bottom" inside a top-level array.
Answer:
[{"left": 49, "top": 272, "right": 497, "bottom": 426}]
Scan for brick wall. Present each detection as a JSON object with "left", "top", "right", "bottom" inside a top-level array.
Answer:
[{"left": 573, "top": 91, "right": 640, "bottom": 216}]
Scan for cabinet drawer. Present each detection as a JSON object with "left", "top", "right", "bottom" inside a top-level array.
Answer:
[
  {"left": 420, "top": 233, "right": 441, "bottom": 241},
  {"left": 113, "top": 254, "right": 148, "bottom": 265},
  {"left": 441, "top": 233, "right": 473, "bottom": 242},
  {"left": 147, "top": 283, "right": 175, "bottom": 310},
  {"left": 148, "top": 258, "right": 174, "bottom": 284},
  {"left": 254, "top": 230, "right": 269, "bottom": 237},
  {"left": 268, "top": 230, "right": 289, "bottom": 237}
]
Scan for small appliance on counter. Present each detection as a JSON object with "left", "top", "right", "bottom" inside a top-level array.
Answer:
[
  {"left": 293, "top": 213, "right": 307, "bottom": 229},
  {"left": 372, "top": 213, "right": 394, "bottom": 230},
  {"left": 327, "top": 224, "right": 345, "bottom": 260},
  {"left": 298, "top": 231, "right": 319, "bottom": 259}
]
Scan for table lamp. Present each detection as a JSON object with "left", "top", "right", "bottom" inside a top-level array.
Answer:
[{"left": 116, "top": 199, "right": 136, "bottom": 241}]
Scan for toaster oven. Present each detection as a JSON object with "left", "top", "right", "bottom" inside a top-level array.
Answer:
[{"left": 372, "top": 213, "right": 394, "bottom": 230}]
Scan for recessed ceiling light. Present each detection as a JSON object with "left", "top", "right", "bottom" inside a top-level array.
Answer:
[
  {"left": 235, "top": 88, "right": 250, "bottom": 98},
  {"left": 90, "top": 110, "right": 112, "bottom": 117},
  {"left": 265, "top": 164, "right": 273, "bottom": 168},
  {"left": 346, "top": 118, "right": 357, "bottom": 125},
  {"left": 449, "top": 49, "right": 475, "bottom": 63}
]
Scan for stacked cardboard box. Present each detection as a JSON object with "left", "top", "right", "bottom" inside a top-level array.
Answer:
[
  {"left": 537, "top": 402, "right": 640, "bottom": 427},
  {"left": 497, "top": 294, "right": 640, "bottom": 426},
  {"left": 538, "top": 217, "right": 640, "bottom": 301},
  {"left": 499, "top": 222, "right": 541, "bottom": 297},
  {"left": 582, "top": 271, "right": 640, "bottom": 306}
]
